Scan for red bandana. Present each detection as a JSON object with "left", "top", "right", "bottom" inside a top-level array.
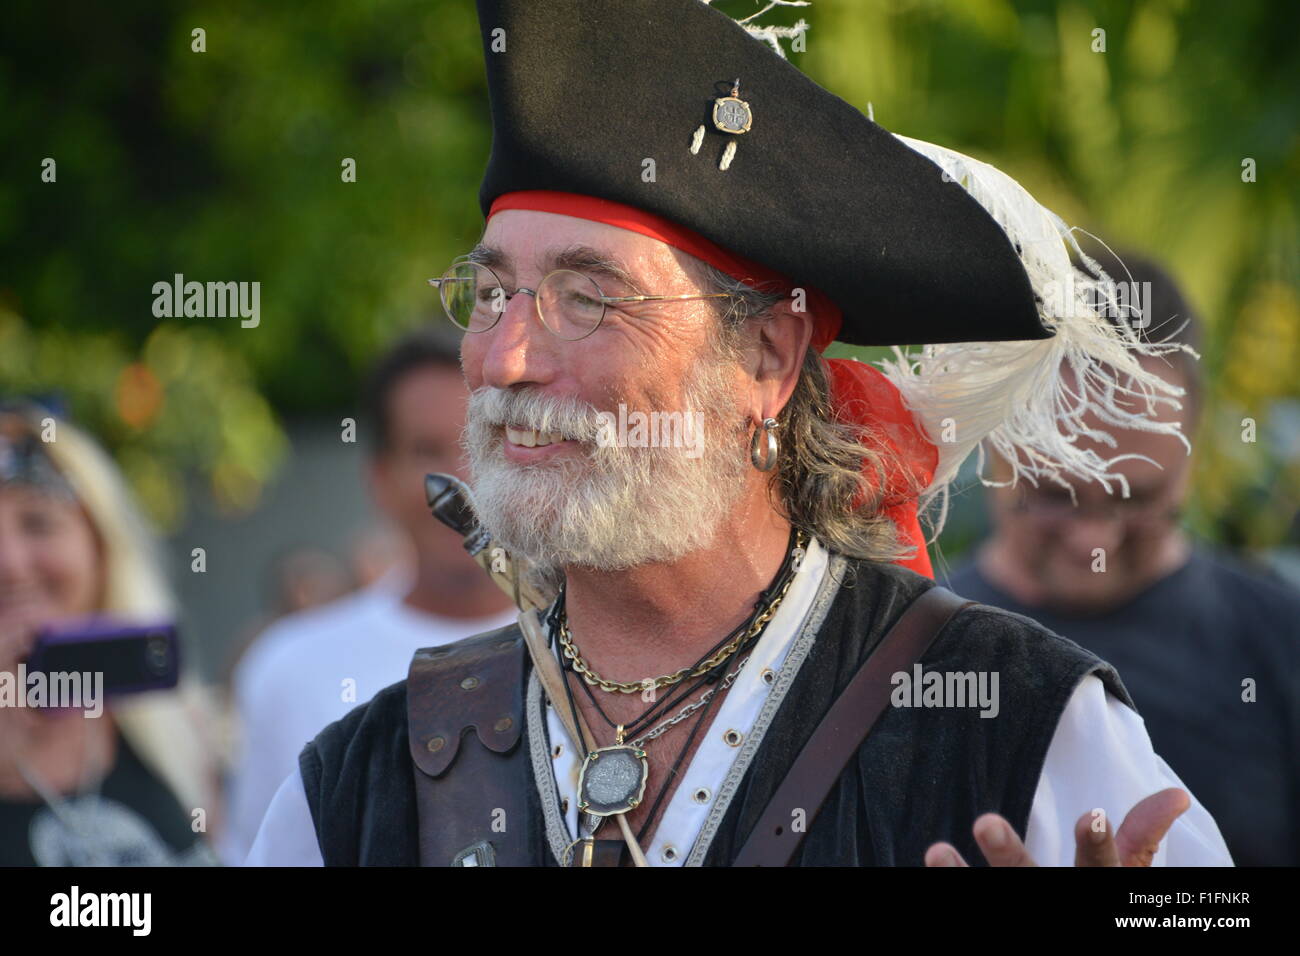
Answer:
[{"left": 487, "top": 190, "right": 938, "bottom": 577}]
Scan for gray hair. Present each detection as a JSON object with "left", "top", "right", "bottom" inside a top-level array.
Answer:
[{"left": 695, "top": 264, "right": 916, "bottom": 565}]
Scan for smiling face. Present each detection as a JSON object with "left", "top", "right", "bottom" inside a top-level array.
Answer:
[
  {"left": 985, "top": 356, "right": 1194, "bottom": 613},
  {"left": 458, "top": 210, "right": 755, "bottom": 574},
  {"left": 0, "top": 483, "right": 103, "bottom": 632}
]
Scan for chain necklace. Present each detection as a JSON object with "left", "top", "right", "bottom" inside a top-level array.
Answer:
[
  {"left": 558, "top": 529, "right": 807, "bottom": 694},
  {"left": 569, "top": 595, "right": 764, "bottom": 742},
  {"left": 629, "top": 651, "right": 750, "bottom": 749},
  {"left": 562, "top": 528, "right": 808, "bottom": 831}
]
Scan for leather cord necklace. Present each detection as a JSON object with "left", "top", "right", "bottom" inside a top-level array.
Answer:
[
  {"left": 631, "top": 663, "right": 732, "bottom": 845},
  {"left": 556, "top": 624, "right": 747, "bottom": 862},
  {"left": 552, "top": 527, "right": 806, "bottom": 864},
  {"left": 567, "top": 615, "right": 747, "bottom": 742},
  {"left": 553, "top": 525, "right": 805, "bottom": 740}
]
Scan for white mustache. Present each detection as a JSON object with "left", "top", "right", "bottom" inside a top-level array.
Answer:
[{"left": 466, "top": 387, "right": 605, "bottom": 444}]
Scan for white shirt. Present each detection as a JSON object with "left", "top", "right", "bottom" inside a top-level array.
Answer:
[
  {"left": 221, "top": 573, "right": 516, "bottom": 865},
  {"left": 246, "top": 540, "right": 1232, "bottom": 866}
]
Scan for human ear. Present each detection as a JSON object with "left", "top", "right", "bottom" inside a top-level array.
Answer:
[{"left": 748, "top": 299, "right": 813, "bottom": 421}]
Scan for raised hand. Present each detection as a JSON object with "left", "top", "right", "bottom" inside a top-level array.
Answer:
[{"left": 924, "top": 787, "right": 1191, "bottom": 867}]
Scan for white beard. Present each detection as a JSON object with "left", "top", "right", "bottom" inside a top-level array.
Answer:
[{"left": 463, "top": 356, "right": 749, "bottom": 582}]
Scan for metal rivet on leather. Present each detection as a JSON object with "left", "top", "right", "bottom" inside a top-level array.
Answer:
[
  {"left": 761, "top": 668, "right": 776, "bottom": 685},
  {"left": 723, "top": 729, "right": 743, "bottom": 747},
  {"left": 461, "top": 676, "right": 480, "bottom": 691},
  {"left": 693, "top": 787, "right": 711, "bottom": 804},
  {"left": 494, "top": 716, "right": 513, "bottom": 733},
  {"left": 426, "top": 735, "right": 445, "bottom": 752},
  {"left": 661, "top": 845, "right": 678, "bottom": 862}
]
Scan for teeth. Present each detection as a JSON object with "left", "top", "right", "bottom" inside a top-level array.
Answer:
[{"left": 505, "top": 426, "right": 567, "bottom": 448}]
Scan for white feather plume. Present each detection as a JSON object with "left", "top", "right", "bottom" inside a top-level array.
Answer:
[
  {"left": 879, "top": 135, "right": 1194, "bottom": 525},
  {"left": 702, "top": 0, "right": 810, "bottom": 58},
  {"left": 701, "top": 0, "right": 1193, "bottom": 531}
]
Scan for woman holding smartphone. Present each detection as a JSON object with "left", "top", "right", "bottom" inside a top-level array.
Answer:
[{"left": 0, "top": 404, "right": 219, "bottom": 865}]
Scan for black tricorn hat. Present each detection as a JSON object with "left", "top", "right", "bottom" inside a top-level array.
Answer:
[{"left": 474, "top": 0, "right": 1049, "bottom": 348}]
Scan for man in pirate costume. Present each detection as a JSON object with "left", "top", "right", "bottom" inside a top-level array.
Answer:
[{"left": 247, "top": 0, "right": 1232, "bottom": 867}]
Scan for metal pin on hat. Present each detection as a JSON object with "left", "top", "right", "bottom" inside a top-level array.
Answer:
[{"left": 690, "top": 78, "right": 752, "bottom": 171}]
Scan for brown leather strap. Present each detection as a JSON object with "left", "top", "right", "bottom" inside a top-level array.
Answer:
[
  {"left": 520, "top": 608, "right": 650, "bottom": 867},
  {"left": 407, "top": 625, "right": 533, "bottom": 866},
  {"left": 519, "top": 608, "right": 586, "bottom": 745},
  {"left": 732, "top": 585, "right": 973, "bottom": 867}
]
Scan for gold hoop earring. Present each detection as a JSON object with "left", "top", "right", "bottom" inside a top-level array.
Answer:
[{"left": 750, "top": 417, "right": 780, "bottom": 471}]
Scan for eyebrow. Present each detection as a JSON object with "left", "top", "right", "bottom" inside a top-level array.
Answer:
[
  {"left": 467, "top": 243, "right": 644, "bottom": 292},
  {"left": 467, "top": 243, "right": 508, "bottom": 270}
]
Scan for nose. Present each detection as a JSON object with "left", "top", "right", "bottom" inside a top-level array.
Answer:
[
  {"left": 1058, "top": 513, "right": 1124, "bottom": 562},
  {"left": 470, "top": 286, "right": 559, "bottom": 391}
]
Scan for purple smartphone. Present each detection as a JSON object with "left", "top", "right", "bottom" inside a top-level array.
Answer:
[{"left": 25, "top": 620, "right": 180, "bottom": 697}]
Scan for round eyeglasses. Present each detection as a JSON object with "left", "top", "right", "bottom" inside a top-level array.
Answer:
[{"left": 428, "top": 260, "right": 742, "bottom": 341}]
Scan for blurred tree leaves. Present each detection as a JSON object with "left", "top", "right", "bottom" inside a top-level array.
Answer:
[
  {"left": 1, "top": 0, "right": 485, "bottom": 527},
  {"left": 1, "top": 0, "right": 1298, "bottom": 547}
]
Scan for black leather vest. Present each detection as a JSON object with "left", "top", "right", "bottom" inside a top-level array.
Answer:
[{"left": 299, "top": 557, "right": 1130, "bottom": 866}]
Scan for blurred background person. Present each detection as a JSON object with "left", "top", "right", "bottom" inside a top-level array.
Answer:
[
  {"left": 221, "top": 545, "right": 353, "bottom": 687},
  {"left": 348, "top": 525, "right": 407, "bottom": 591},
  {"left": 945, "top": 252, "right": 1300, "bottom": 866},
  {"left": 0, "top": 403, "right": 220, "bottom": 865},
  {"left": 264, "top": 546, "right": 353, "bottom": 619},
  {"left": 220, "top": 328, "right": 515, "bottom": 865}
]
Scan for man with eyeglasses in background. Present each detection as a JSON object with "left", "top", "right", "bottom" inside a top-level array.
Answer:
[{"left": 945, "top": 251, "right": 1300, "bottom": 866}]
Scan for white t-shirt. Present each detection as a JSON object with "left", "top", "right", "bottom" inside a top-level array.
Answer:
[
  {"left": 219, "top": 574, "right": 516, "bottom": 865},
  {"left": 246, "top": 541, "right": 1233, "bottom": 867}
]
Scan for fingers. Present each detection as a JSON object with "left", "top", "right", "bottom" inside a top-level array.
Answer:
[
  {"left": 935, "top": 791, "right": 1189, "bottom": 870},
  {"left": 971, "top": 813, "right": 1037, "bottom": 867},
  {"left": 1116, "top": 788, "right": 1190, "bottom": 867},
  {"left": 1073, "top": 807, "right": 1122, "bottom": 866},
  {"left": 926, "top": 818, "right": 1037, "bottom": 868},
  {"left": 1072, "top": 790, "right": 1190, "bottom": 867},
  {"left": 0, "top": 609, "right": 39, "bottom": 673},
  {"left": 924, "top": 841, "right": 970, "bottom": 867}
]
